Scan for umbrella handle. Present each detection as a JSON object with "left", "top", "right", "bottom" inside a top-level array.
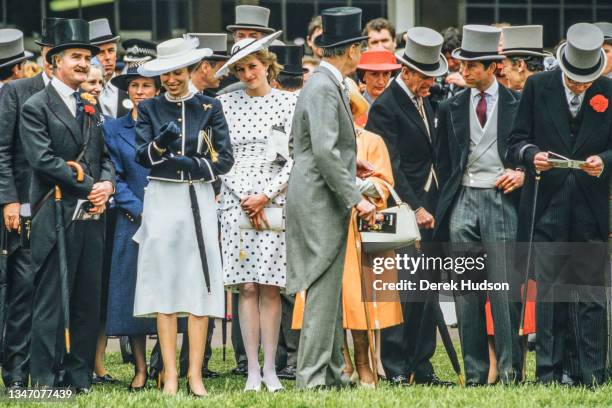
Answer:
[{"left": 66, "top": 161, "right": 85, "bottom": 183}]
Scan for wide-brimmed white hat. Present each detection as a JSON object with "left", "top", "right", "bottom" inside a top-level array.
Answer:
[
  {"left": 215, "top": 31, "right": 282, "bottom": 78},
  {"left": 556, "top": 23, "right": 606, "bottom": 83},
  {"left": 397, "top": 27, "right": 448, "bottom": 77},
  {"left": 138, "top": 36, "right": 212, "bottom": 77}
]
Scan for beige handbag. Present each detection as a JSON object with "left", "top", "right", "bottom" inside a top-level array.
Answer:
[{"left": 360, "top": 181, "right": 421, "bottom": 253}]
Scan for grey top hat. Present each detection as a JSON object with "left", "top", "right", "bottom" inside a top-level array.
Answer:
[
  {"left": 501, "top": 25, "right": 552, "bottom": 57},
  {"left": 452, "top": 25, "right": 504, "bottom": 61},
  {"left": 594, "top": 22, "right": 612, "bottom": 43},
  {"left": 557, "top": 23, "right": 606, "bottom": 83},
  {"left": 398, "top": 27, "right": 448, "bottom": 77},
  {"left": 89, "top": 18, "right": 120, "bottom": 45},
  {"left": 184, "top": 33, "right": 229, "bottom": 60},
  {"left": 0, "top": 29, "right": 33, "bottom": 69},
  {"left": 226, "top": 5, "right": 275, "bottom": 34}
]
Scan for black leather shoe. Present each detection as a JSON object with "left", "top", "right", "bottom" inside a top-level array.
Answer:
[
  {"left": 5, "top": 381, "right": 26, "bottom": 393},
  {"left": 92, "top": 373, "right": 117, "bottom": 385},
  {"left": 387, "top": 374, "right": 410, "bottom": 386},
  {"left": 75, "top": 387, "right": 93, "bottom": 395},
  {"left": 202, "top": 368, "right": 220, "bottom": 379},
  {"left": 414, "top": 374, "right": 454, "bottom": 386},
  {"left": 277, "top": 365, "right": 296, "bottom": 380},
  {"left": 231, "top": 365, "right": 248, "bottom": 376}
]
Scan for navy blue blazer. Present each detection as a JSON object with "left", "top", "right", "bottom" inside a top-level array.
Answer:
[{"left": 103, "top": 113, "right": 149, "bottom": 219}]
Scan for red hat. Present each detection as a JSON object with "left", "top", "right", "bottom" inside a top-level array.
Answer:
[{"left": 357, "top": 49, "right": 401, "bottom": 72}]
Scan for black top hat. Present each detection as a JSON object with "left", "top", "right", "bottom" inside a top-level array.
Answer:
[
  {"left": 45, "top": 19, "right": 101, "bottom": 64},
  {"left": 269, "top": 45, "right": 306, "bottom": 76},
  {"left": 35, "top": 17, "right": 66, "bottom": 47},
  {"left": 314, "top": 7, "right": 368, "bottom": 49}
]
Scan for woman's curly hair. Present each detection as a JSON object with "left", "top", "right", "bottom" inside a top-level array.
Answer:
[{"left": 229, "top": 49, "right": 282, "bottom": 83}]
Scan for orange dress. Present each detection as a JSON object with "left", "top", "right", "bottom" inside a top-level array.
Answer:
[
  {"left": 293, "top": 129, "right": 403, "bottom": 330},
  {"left": 486, "top": 279, "right": 536, "bottom": 335}
]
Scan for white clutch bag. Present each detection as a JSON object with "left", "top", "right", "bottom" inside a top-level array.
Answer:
[
  {"left": 359, "top": 181, "right": 421, "bottom": 254},
  {"left": 239, "top": 207, "right": 285, "bottom": 231}
]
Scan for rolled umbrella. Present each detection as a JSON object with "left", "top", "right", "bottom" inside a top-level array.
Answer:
[
  {"left": 223, "top": 290, "right": 231, "bottom": 361},
  {"left": 187, "top": 179, "right": 211, "bottom": 293},
  {"left": 55, "top": 160, "right": 85, "bottom": 354},
  {"left": 0, "top": 226, "right": 8, "bottom": 353},
  {"left": 433, "top": 300, "right": 465, "bottom": 387}
]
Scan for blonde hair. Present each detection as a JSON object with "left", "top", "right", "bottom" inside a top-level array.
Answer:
[{"left": 229, "top": 49, "right": 282, "bottom": 83}]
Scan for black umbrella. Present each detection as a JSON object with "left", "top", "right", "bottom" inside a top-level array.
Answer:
[
  {"left": 55, "top": 161, "right": 85, "bottom": 354},
  {"left": 0, "top": 226, "right": 8, "bottom": 353},
  {"left": 187, "top": 179, "right": 211, "bottom": 293},
  {"left": 222, "top": 291, "right": 230, "bottom": 361},
  {"left": 433, "top": 300, "right": 465, "bottom": 387}
]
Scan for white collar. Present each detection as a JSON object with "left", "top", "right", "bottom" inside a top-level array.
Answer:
[
  {"left": 320, "top": 60, "right": 344, "bottom": 86},
  {"left": 164, "top": 91, "right": 195, "bottom": 102},
  {"left": 188, "top": 81, "right": 200, "bottom": 94},
  {"left": 51, "top": 77, "right": 78, "bottom": 97},
  {"left": 561, "top": 72, "right": 585, "bottom": 99},
  {"left": 470, "top": 78, "right": 498, "bottom": 98},
  {"left": 42, "top": 72, "right": 51, "bottom": 86},
  {"left": 395, "top": 75, "right": 416, "bottom": 100}
]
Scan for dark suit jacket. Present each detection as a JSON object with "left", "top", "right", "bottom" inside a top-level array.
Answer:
[
  {"left": 20, "top": 83, "right": 115, "bottom": 272},
  {"left": 116, "top": 89, "right": 130, "bottom": 118},
  {"left": 434, "top": 84, "right": 521, "bottom": 241},
  {"left": 366, "top": 79, "right": 437, "bottom": 213},
  {"left": 0, "top": 73, "right": 46, "bottom": 207},
  {"left": 507, "top": 70, "right": 612, "bottom": 241}
]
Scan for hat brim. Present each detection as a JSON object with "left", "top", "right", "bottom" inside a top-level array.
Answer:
[
  {"left": 111, "top": 72, "right": 144, "bottom": 92},
  {"left": 216, "top": 31, "right": 282, "bottom": 78},
  {"left": 397, "top": 53, "right": 449, "bottom": 77},
  {"left": 226, "top": 24, "right": 275, "bottom": 34},
  {"left": 556, "top": 42, "right": 607, "bottom": 83},
  {"left": 90, "top": 35, "right": 120, "bottom": 46},
  {"left": 0, "top": 51, "right": 33, "bottom": 69},
  {"left": 501, "top": 49, "right": 553, "bottom": 58},
  {"left": 208, "top": 53, "right": 231, "bottom": 61},
  {"left": 45, "top": 43, "right": 101, "bottom": 64},
  {"left": 357, "top": 62, "right": 402, "bottom": 72},
  {"left": 34, "top": 40, "right": 53, "bottom": 47},
  {"left": 139, "top": 47, "right": 212, "bottom": 77},
  {"left": 314, "top": 35, "right": 369, "bottom": 49},
  {"left": 451, "top": 47, "right": 505, "bottom": 61}
]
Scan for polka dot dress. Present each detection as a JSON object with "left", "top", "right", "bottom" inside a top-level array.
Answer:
[{"left": 217, "top": 88, "right": 297, "bottom": 288}]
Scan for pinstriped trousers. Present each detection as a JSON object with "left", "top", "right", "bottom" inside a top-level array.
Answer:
[{"left": 449, "top": 186, "right": 522, "bottom": 385}]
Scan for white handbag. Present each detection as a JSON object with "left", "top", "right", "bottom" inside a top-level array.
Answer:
[
  {"left": 359, "top": 181, "right": 421, "bottom": 253},
  {"left": 239, "top": 207, "right": 285, "bottom": 231}
]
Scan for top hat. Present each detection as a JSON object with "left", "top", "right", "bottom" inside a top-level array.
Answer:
[
  {"left": 45, "top": 19, "right": 100, "bottom": 64},
  {"left": 121, "top": 38, "right": 157, "bottom": 63},
  {"left": 398, "top": 27, "right": 448, "bottom": 77},
  {"left": 216, "top": 31, "right": 282, "bottom": 78},
  {"left": 269, "top": 44, "right": 307, "bottom": 75},
  {"left": 594, "top": 22, "right": 612, "bottom": 44},
  {"left": 557, "top": 23, "right": 606, "bottom": 83},
  {"left": 314, "top": 7, "right": 369, "bottom": 48},
  {"left": 226, "top": 5, "right": 275, "bottom": 35},
  {"left": 35, "top": 17, "right": 66, "bottom": 47},
  {"left": 0, "top": 29, "right": 33, "bottom": 69},
  {"left": 139, "top": 36, "right": 212, "bottom": 77},
  {"left": 184, "top": 33, "right": 229, "bottom": 60},
  {"left": 501, "top": 25, "right": 552, "bottom": 57},
  {"left": 89, "top": 18, "right": 120, "bottom": 45},
  {"left": 452, "top": 25, "right": 504, "bottom": 61},
  {"left": 357, "top": 49, "right": 401, "bottom": 72}
]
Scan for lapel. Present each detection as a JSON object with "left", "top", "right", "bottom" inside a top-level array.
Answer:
[
  {"left": 29, "top": 73, "right": 45, "bottom": 94},
  {"left": 317, "top": 65, "right": 354, "bottom": 124},
  {"left": 497, "top": 85, "right": 519, "bottom": 164},
  {"left": 390, "top": 81, "right": 431, "bottom": 146},
  {"left": 543, "top": 73, "right": 573, "bottom": 152},
  {"left": 117, "top": 115, "right": 137, "bottom": 149},
  {"left": 45, "top": 83, "right": 82, "bottom": 149},
  {"left": 573, "top": 79, "right": 603, "bottom": 153},
  {"left": 449, "top": 90, "right": 471, "bottom": 166}
]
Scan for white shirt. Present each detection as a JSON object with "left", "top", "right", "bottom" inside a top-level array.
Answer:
[
  {"left": 561, "top": 72, "right": 585, "bottom": 114},
  {"left": 319, "top": 60, "right": 344, "bottom": 87},
  {"left": 99, "top": 73, "right": 119, "bottom": 118},
  {"left": 51, "top": 77, "right": 78, "bottom": 117},
  {"left": 470, "top": 78, "right": 499, "bottom": 123},
  {"left": 42, "top": 71, "right": 51, "bottom": 86},
  {"left": 188, "top": 81, "right": 200, "bottom": 94}
]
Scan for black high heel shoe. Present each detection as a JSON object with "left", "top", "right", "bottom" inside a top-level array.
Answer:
[{"left": 128, "top": 370, "right": 148, "bottom": 392}]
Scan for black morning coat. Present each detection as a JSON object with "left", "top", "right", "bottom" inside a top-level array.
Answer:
[
  {"left": 507, "top": 69, "right": 612, "bottom": 242},
  {"left": 434, "top": 83, "right": 521, "bottom": 242}
]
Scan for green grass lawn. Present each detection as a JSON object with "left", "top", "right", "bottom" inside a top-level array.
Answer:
[{"left": 4, "top": 345, "right": 612, "bottom": 407}]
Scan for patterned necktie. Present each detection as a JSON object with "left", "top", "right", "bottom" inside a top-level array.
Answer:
[
  {"left": 73, "top": 91, "right": 84, "bottom": 124},
  {"left": 569, "top": 94, "right": 581, "bottom": 118},
  {"left": 476, "top": 91, "right": 487, "bottom": 127},
  {"left": 414, "top": 97, "right": 431, "bottom": 139}
]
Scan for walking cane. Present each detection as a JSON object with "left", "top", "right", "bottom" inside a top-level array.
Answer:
[
  {"left": 55, "top": 161, "right": 85, "bottom": 354},
  {"left": 354, "top": 215, "right": 379, "bottom": 387},
  {"left": 518, "top": 170, "right": 541, "bottom": 380}
]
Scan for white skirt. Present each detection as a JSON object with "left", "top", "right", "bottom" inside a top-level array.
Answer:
[{"left": 133, "top": 179, "right": 224, "bottom": 318}]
